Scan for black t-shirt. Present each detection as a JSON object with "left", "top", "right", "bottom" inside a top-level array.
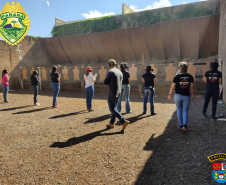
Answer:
[
  {"left": 122, "top": 70, "right": 130, "bottom": 85},
  {"left": 173, "top": 73, "right": 194, "bottom": 96},
  {"left": 205, "top": 70, "right": 222, "bottom": 87},
  {"left": 142, "top": 72, "right": 156, "bottom": 87},
  {"left": 50, "top": 72, "right": 60, "bottom": 83},
  {"left": 30, "top": 75, "right": 39, "bottom": 86},
  {"left": 104, "top": 68, "right": 123, "bottom": 98}
]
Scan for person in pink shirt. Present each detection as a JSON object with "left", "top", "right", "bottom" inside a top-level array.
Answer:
[{"left": 1, "top": 69, "right": 10, "bottom": 103}]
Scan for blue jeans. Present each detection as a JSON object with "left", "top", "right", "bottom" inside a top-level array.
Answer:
[
  {"left": 143, "top": 87, "right": 155, "bottom": 113},
  {"left": 85, "top": 86, "right": 94, "bottom": 109},
  {"left": 174, "top": 94, "right": 191, "bottom": 126},
  {"left": 1, "top": 84, "right": 9, "bottom": 102},
  {"left": 117, "top": 84, "right": 131, "bottom": 113},
  {"left": 50, "top": 82, "right": 60, "bottom": 106},
  {"left": 203, "top": 86, "right": 219, "bottom": 117},
  {"left": 32, "top": 86, "right": 38, "bottom": 104},
  {"left": 107, "top": 96, "right": 126, "bottom": 124}
]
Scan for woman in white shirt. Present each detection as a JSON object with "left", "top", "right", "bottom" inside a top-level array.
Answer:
[{"left": 84, "top": 67, "right": 96, "bottom": 112}]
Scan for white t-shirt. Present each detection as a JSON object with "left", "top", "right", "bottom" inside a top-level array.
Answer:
[{"left": 84, "top": 74, "right": 94, "bottom": 88}]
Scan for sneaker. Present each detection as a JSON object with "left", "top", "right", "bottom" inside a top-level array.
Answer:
[
  {"left": 151, "top": 112, "right": 157, "bottom": 115},
  {"left": 202, "top": 114, "right": 206, "bottom": 118},
  {"left": 89, "top": 109, "right": 94, "bottom": 112},
  {"left": 121, "top": 120, "right": 130, "bottom": 131},
  {"left": 53, "top": 105, "right": 59, "bottom": 108},
  {"left": 4, "top": 100, "right": 9, "bottom": 103},
  {"left": 211, "top": 117, "right": 217, "bottom": 121},
  {"left": 178, "top": 125, "right": 183, "bottom": 130},
  {"left": 106, "top": 124, "right": 114, "bottom": 129},
  {"left": 183, "top": 125, "right": 187, "bottom": 131},
  {"left": 142, "top": 112, "right": 146, "bottom": 115},
  {"left": 35, "top": 103, "right": 40, "bottom": 106}
]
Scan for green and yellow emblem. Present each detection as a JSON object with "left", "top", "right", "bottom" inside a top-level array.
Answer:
[{"left": 0, "top": 1, "right": 30, "bottom": 45}]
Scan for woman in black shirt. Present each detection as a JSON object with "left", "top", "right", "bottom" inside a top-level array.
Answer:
[
  {"left": 168, "top": 62, "right": 194, "bottom": 131},
  {"left": 50, "top": 66, "right": 61, "bottom": 108},
  {"left": 30, "top": 70, "right": 40, "bottom": 105},
  {"left": 142, "top": 65, "right": 157, "bottom": 115},
  {"left": 203, "top": 61, "right": 222, "bottom": 120},
  {"left": 117, "top": 62, "right": 131, "bottom": 113}
]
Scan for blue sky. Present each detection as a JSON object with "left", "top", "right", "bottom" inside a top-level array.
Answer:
[{"left": 0, "top": 0, "right": 207, "bottom": 38}]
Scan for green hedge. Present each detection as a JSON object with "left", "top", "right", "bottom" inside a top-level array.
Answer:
[{"left": 51, "top": 4, "right": 219, "bottom": 37}]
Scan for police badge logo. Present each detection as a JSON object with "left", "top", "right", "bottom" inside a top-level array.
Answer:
[
  {"left": 208, "top": 153, "right": 226, "bottom": 183},
  {"left": 0, "top": 1, "right": 30, "bottom": 45}
]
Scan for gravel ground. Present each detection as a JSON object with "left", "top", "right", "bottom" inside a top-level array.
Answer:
[{"left": 0, "top": 90, "right": 225, "bottom": 185}]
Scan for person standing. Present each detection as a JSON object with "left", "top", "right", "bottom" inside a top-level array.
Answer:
[
  {"left": 84, "top": 67, "right": 97, "bottom": 112},
  {"left": 104, "top": 59, "right": 130, "bottom": 134},
  {"left": 50, "top": 66, "right": 61, "bottom": 108},
  {"left": 203, "top": 61, "right": 222, "bottom": 120},
  {"left": 142, "top": 65, "right": 157, "bottom": 115},
  {"left": 1, "top": 69, "right": 10, "bottom": 103},
  {"left": 168, "top": 62, "right": 194, "bottom": 131},
  {"left": 30, "top": 70, "right": 40, "bottom": 105},
  {"left": 117, "top": 62, "right": 131, "bottom": 113}
]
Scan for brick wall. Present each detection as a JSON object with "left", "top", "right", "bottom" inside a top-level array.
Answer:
[{"left": 0, "top": 36, "right": 52, "bottom": 89}]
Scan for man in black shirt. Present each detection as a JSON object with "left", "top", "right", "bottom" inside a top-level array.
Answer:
[
  {"left": 203, "top": 61, "right": 222, "bottom": 120},
  {"left": 104, "top": 59, "right": 130, "bottom": 133},
  {"left": 117, "top": 62, "right": 131, "bottom": 113}
]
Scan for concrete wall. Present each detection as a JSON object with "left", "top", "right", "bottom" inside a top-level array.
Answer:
[
  {"left": 43, "top": 15, "right": 220, "bottom": 66},
  {"left": 218, "top": 0, "right": 226, "bottom": 102},
  {"left": 0, "top": 36, "right": 52, "bottom": 89}
]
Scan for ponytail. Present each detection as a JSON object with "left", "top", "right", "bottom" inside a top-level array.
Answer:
[
  {"left": 50, "top": 66, "right": 57, "bottom": 76},
  {"left": 146, "top": 65, "right": 151, "bottom": 74},
  {"left": 86, "top": 70, "right": 89, "bottom": 76},
  {"left": 2, "top": 69, "right": 8, "bottom": 77}
]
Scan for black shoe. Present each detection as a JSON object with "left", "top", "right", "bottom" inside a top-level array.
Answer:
[
  {"left": 151, "top": 112, "right": 157, "bottom": 115},
  {"left": 178, "top": 125, "right": 183, "bottom": 130},
  {"left": 183, "top": 125, "right": 187, "bottom": 131},
  {"left": 142, "top": 112, "right": 146, "bottom": 115},
  {"left": 211, "top": 117, "right": 217, "bottom": 121},
  {"left": 4, "top": 100, "right": 9, "bottom": 103},
  {"left": 88, "top": 109, "right": 94, "bottom": 112},
  {"left": 202, "top": 114, "right": 206, "bottom": 118}
]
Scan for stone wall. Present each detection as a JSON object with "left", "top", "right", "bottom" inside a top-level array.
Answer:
[{"left": 218, "top": 0, "right": 226, "bottom": 102}]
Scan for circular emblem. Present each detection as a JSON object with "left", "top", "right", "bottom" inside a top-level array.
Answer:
[{"left": 0, "top": 1, "right": 30, "bottom": 45}]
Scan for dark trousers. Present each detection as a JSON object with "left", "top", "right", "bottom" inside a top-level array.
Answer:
[
  {"left": 107, "top": 96, "right": 126, "bottom": 124},
  {"left": 32, "top": 86, "right": 38, "bottom": 104},
  {"left": 203, "top": 86, "right": 219, "bottom": 117}
]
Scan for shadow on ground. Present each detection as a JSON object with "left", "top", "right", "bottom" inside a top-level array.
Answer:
[
  {"left": 50, "top": 128, "right": 123, "bottom": 148},
  {"left": 135, "top": 109, "right": 226, "bottom": 185},
  {"left": 13, "top": 107, "right": 52, "bottom": 114},
  {"left": 0, "top": 105, "right": 33, "bottom": 111},
  {"left": 49, "top": 110, "right": 87, "bottom": 119}
]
